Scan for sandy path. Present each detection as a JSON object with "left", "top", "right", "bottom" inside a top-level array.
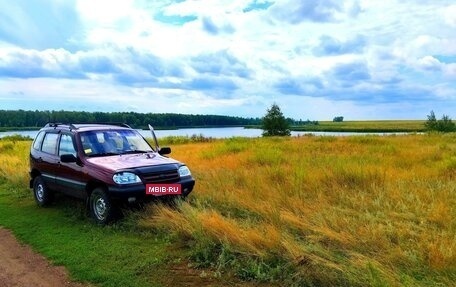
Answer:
[{"left": 0, "top": 227, "right": 89, "bottom": 287}]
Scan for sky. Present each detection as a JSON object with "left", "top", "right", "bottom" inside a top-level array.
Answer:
[{"left": 0, "top": 0, "right": 455, "bottom": 120}]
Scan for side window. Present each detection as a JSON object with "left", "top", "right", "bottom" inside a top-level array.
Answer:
[
  {"left": 32, "top": 131, "right": 45, "bottom": 150},
  {"left": 59, "top": 134, "right": 77, "bottom": 156},
  {"left": 41, "top": 133, "right": 59, "bottom": 154}
]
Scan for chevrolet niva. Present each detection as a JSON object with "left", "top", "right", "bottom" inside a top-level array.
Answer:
[{"left": 29, "top": 123, "right": 195, "bottom": 224}]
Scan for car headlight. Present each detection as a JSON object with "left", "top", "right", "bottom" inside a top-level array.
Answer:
[
  {"left": 113, "top": 172, "right": 142, "bottom": 184},
  {"left": 178, "top": 166, "right": 191, "bottom": 177}
]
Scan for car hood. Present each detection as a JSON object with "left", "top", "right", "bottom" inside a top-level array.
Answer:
[{"left": 86, "top": 152, "right": 180, "bottom": 171}]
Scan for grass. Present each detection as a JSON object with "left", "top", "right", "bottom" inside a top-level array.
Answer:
[
  {"left": 290, "top": 120, "right": 426, "bottom": 132},
  {"left": 141, "top": 134, "right": 455, "bottom": 286},
  {"left": 0, "top": 135, "right": 455, "bottom": 286},
  {"left": 157, "top": 134, "right": 215, "bottom": 146},
  {"left": 0, "top": 140, "right": 240, "bottom": 287}
]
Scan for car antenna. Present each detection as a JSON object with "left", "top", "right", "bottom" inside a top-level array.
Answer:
[{"left": 148, "top": 124, "right": 160, "bottom": 152}]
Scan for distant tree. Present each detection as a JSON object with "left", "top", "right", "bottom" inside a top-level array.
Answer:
[
  {"left": 261, "top": 103, "right": 291, "bottom": 136},
  {"left": 425, "top": 111, "right": 437, "bottom": 130},
  {"left": 333, "top": 116, "right": 344, "bottom": 122},
  {"left": 294, "top": 119, "right": 319, "bottom": 126},
  {"left": 425, "top": 111, "right": 456, "bottom": 132}
]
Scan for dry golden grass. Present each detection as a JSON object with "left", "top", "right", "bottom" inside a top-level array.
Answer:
[
  {"left": 142, "top": 134, "right": 456, "bottom": 286},
  {"left": 0, "top": 141, "right": 30, "bottom": 188}
]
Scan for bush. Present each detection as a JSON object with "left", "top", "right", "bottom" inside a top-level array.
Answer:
[{"left": 425, "top": 111, "right": 456, "bottom": 132}]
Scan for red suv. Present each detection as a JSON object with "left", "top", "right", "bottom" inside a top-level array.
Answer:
[{"left": 29, "top": 123, "right": 195, "bottom": 224}]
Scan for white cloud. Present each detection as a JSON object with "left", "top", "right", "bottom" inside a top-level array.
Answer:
[
  {"left": 269, "top": 0, "right": 361, "bottom": 24},
  {"left": 444, "top": 5, "right": 456, "bottom": 27},
  {"left": 416, "top": 56, "right": 442, "bottom": 71},
  {"left": 443, "top": 63, "right": 456, "bottom": 79},
  {"left": 76, "top": 0, "right": 138, "bottom": 25},
  {"left": 0, "top": 0, "right": 455, "bottom": 119}
]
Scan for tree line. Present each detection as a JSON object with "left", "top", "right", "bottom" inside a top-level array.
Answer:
[{"left": 0, "top": 110, "right": 262, "bottom": 129}]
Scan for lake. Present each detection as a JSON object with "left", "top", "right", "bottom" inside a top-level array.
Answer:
[{"left": 0, "top": 127, "right": 404, "bottom": 139}]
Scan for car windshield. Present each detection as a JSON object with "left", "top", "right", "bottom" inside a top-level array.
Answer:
[{"left": 79, "top": 129, "right": 154, "bottom": 157}]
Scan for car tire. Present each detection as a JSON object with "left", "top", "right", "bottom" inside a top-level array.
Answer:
[
  {"left": 33, "top": 176, "right": 53, "bottom": 207},
  {"left": 89, "top": 188, "right": 117, "bottom": 225}
]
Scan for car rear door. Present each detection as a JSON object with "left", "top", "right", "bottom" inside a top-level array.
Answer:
[{"left": 34, "top": 131, "right": 60, "bottom": 190}]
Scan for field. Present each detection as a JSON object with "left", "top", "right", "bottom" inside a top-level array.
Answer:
[
  {"left": 0, "top": 134, "right": 455, "bottom": 286},
  {"left": 291, "top": 120, "right": 426, "bottom": 132}
]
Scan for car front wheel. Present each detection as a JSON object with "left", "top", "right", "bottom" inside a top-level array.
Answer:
[
  {"left": 89, "top": 188, "right": 117, "bottom": 225},
  {"left": 33, "top": 176, "right": 53, "bottom": 207}
]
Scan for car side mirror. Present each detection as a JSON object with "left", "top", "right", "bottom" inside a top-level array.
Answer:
[
  {"left": 158, "top": 147, "right": 171, "bottom": 155},
  {"left": 60, "top": 154, "right": 77, "bottom": 163}
]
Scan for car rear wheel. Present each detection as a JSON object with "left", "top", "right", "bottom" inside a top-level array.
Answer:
[
  {"left": 33, "top": 176, "right": 53, "bottom": 207},
  {"left": 89, "top": 188, "right": 117, "bottom": 225}
]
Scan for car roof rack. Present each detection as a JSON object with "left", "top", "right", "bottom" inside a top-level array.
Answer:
[
  {"left": 45, "top": 122, "right": 132, "bottom": 130},
  {"left": 73, "top": 122, "right": 131, "bottom": 129},
  {"left": 44, "top": 123, "right": 78, "bottom": 130}
]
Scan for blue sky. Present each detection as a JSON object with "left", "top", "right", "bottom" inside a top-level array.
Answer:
[{"left": 0, "top": 0, "right": 455, "bottom": 120}]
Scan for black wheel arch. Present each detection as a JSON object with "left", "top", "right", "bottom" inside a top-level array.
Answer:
[
  {"left": 29, "top": 169, "right": 41, "bottom": 188},
  {"left": 85, "top": 180, "right": 108, "bottom": 197},
  {"left": 84, "top": 180, "right": 109, "bottom": 209}
]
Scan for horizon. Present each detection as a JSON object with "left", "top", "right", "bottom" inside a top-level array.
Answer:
[
  {"left": 0, "top": 108, "right": 429, "bottom": 122},
  {"left": 0, "top": 1, "right": 455, "bottom": 120}
]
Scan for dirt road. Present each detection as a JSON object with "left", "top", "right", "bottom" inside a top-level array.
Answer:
[
  {"left": 0, "top": 227, "right": 270, "bottom": 287},
  {"left": 0, "top": 227, "right": 89, "bottom": 287}
]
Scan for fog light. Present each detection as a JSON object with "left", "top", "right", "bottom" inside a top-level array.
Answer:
[{"left": 128, "top": 197, "right": 136, "bottom": 203}]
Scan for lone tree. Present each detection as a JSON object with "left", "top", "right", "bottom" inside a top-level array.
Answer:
[
  {"left": 262, "top": 103, "right": 291, "bottom": 136},
  {"left": 333, "top": 116, "right": 344, "bottom": 122}
]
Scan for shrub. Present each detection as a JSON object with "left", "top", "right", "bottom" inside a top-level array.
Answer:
[{"left": 425, "top": 111, "right": 456, "bottom": 132}]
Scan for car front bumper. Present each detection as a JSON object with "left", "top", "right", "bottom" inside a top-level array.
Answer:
[{"left": 107, "top": 176, "right": 195, "bottom": 202}]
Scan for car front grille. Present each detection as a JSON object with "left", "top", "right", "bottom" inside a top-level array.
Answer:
[{"left": 141, "top": 169, "right": 180, "bottom": 183}]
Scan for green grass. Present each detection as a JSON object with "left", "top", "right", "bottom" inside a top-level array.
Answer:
[
  {"left": 291, "top": 120, "right": 426, "bottom": 132},
  {"left": 247, "top": 120, "right": 426, "bottom": 132},
  {"left": 156, "top": 134, "right": 215, "bottom": 146},
  {"left": 0, "top": 182, "right": 174, "bottom": 287}
]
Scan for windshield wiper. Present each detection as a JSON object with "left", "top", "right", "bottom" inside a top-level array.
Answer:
[
  {"left": 120, "top": 150, "right": 150, "bottom": 155},
  {"left": 89, "top": 152, "right": 121, "bottom": 157}
]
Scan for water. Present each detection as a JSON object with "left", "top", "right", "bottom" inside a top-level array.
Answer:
[
  {"left": 0, "top": 130, "right": 39, "bottom": 139},
  {"left": 142, "top": 127, "right": 263, "bottom": 138},
  {"left": 0, "top": 127, "right": 405, "bottom": 139}
]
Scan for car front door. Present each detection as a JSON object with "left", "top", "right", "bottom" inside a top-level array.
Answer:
[{"left": 54, "top": 133, "right": 85, "bottom": 199}]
